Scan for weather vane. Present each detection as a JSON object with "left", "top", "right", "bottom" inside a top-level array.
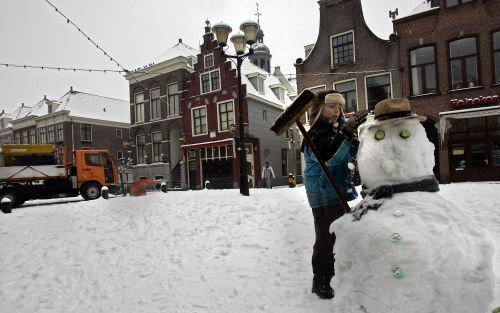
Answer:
[{"left": 255, "top": 3, "right": 262, "bottom": 24}]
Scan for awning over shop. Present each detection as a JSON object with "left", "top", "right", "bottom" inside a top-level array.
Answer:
[
  {"left": 181, "top": 138, "right": 234, "bottom": 150},
  {"left": 438, "top": 105, "right": 500, "bottom": 144}
]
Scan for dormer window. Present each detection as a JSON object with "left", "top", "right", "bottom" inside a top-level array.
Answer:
[
  {"left": 247, "top": 73, "right": 266, "bottom": 94},
  {"left": 204, "top": 54, "right": 214, "bottom": 68},
  {"left": 270, "top": 84, "right": 286, "bottom": 102}
]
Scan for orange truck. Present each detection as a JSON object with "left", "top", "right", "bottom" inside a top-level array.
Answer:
[{"left": 0, "top": 144, "right": 119, "bottom": 207}]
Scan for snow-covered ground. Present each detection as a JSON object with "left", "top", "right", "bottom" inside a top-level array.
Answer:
[{"left": 0, "top": 183, "right": 499, "bottom": 313}]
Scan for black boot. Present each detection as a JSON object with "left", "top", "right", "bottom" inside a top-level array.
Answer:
[{"left": 312, "top": 276, "right": 334, "bottom": 299}]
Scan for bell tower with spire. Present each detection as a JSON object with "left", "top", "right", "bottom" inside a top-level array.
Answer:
[{"left": 248, "top": 3, "right": 272, "bottom": 72}]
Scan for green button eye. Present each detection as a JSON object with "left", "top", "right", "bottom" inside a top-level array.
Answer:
[
  {"left": 375, "top": 130, "right": 385, "bottom": 140},
  {"left": 400, "top": 129, "right": 411, "bottom": 139}
]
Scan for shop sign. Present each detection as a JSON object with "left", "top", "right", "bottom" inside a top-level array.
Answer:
[{"left": 450, "top": 95, "right": 499, "bottom": 109}]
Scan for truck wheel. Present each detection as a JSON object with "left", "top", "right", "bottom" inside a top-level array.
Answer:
[
  {"left": 0, "top": 193, "right": 22, "bottom": 208},
  {"left": 81, "top": 183, "right": 101, "bottom": 200}
]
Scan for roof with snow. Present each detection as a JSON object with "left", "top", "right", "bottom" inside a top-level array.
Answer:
[
  {"left": 152, "top": 41, "right": 199, "bottom": 65},
  {"left": 26, "top": 97, "right": 55, "bottom": 118},
  {"left": 56, "top": 90, "right": 130, "bottom": 124},
  {"left": 235, "top": 60, "right": 295, "bottom": 109},
  {"left": 11, "top": 104, "right": 33, "bottom": 121},
  {"left": 395, "top": 0, "right": 438, "bottom": 21}
]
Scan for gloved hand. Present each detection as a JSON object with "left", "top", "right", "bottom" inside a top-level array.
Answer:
[{"left": 345, "top": 110, "right": 368, "bottom": 135}]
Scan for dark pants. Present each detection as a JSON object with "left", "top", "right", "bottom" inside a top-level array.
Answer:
[{"left": 311, "top": 204, "right": 344, "bottom": 279}]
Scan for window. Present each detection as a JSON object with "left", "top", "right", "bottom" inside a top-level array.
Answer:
[
  {"left": 366, "top": 74, "right": 392, "bottom": 111},
  {"left": 204, "top": 54, "right": 214, "bottom": 68},
  {"left": 56, "top": 147, "right": 64, "bottom": 164},
  {"left": 410, "top": 46, "right": 437, "bottom": 95},
  {"left": 22, "top": 131, "right": 28, "bottom": 144},
  {"left": 14, "top": 132, "right": 21, "bottom": 144},
  {"left": 167, "top": 83, "right": 180, "bottom": 116},
  {"left": 331, "top": 31, "right": 354, "bottom": 67},
  {"left": 152, "top": 132, "right": 162, "bottom": 162},
  {"left": 218, "top": 100, "right": 234, "bottom": 131},
  {"left": 30, "top": 129, "right": 36, "bottom": 144},
  {"left": 272, "top": 87, "right": 285, "bottom": 102},
  {"left": 446, "top": 0, "right": 473, "bottom": 7},
  {"left": 263, "top": 110, "right": 267, "bottom": 121},
  {"left": 200, "top": 69, "right": 220, "bottom": 94},
  {"left": 47, "top": 125, "right": 55, "bottom": 143},
  {"left": 334, "top": 80, "right": 357, "bottom": 113},
  {"left": 258, "top": 78, "right": 265, "bottom": 94},
  {"left": 56, "top": 123, "right": 64, "bottom": 142},
  {"left": 150, "top": 88, "right": 161, "bottom": 120},
  {"left": 117, "top": 151, "right": 123, "bottom": 160},
  {"left": 449, "top": 37, "right": 478, "bottom": 89},
  {"left": 494, "top": 31, "right": 500, "bottom": 84},
  {"left": 136, "top": 135, "right": 146, "bottom": 164},
  {"left": 134, "top": 93, "right": 145, "bottom": 123},
  {"left": 116, "top": 129, "right": 122, "bottom": 138},
  {"left": 38, "top": 127, "right": 46, "bottom": 144},
  {"left": 81, "top": 124, "right": 92, "bottom": 142},
  {"left": 192, "top": 107, "right": 207, "bottom": 135},
  {"left": 85, "top": 153, "right": 102, "bottom": 167}
]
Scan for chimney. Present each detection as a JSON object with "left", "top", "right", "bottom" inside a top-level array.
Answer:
[
  {"left": 179, "top": 38, "right": 183, "bottom": 44},
  {"left": 21, "top": 102, "right": 24, "bottom": 107},
  {"left": 44, "top": 95, "right": 47, "bottom": 100},
  {"left": 203, "top": 20, "right": 214, "bottom": 45},
  {"left": 70, "top": 86, "right": 73, "bottom": 93}
]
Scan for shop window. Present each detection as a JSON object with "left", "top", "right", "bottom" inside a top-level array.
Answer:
[
  {"left": 470, "top": 143, "right": 488, "bottom": 166},
  {"left": 334, "top": 79, "right": 357, "bottom": 113},
  {"left": 492, "top": 140, "right": 500, "bottom": 166},
  {"left": 366, "top": 74, "right": 392, "bottom": 111},
  {"left": 451, "top": 143, "right": 466, "bottom": 171},
  {"left": 449, "top": 37, "right": 478, "bottom": 89},
  {"left": 493, "top": 31, "right": 500, "bottom": 84},
  {"left": 410, "top": 46, "right": 437, "bottom": 95}
]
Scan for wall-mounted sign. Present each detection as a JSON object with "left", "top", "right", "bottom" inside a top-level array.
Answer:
[{"left": 450, "top": 95, "right": 499, "bottom": 109}]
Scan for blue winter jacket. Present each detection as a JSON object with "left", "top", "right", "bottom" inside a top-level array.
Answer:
[{"left": 303, "top": 117, "right": 359, "bottom": 208}]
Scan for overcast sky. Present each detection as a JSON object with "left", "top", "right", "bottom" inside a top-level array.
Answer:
[{"left": 0, "top": 0, "right": 419, "bottom": 114}]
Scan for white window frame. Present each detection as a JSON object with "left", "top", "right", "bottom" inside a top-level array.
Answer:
[
  {"left": 200, "top": 69, "right": 221, "bottom": 95},
  {"left": 30, "top": 128, "right": 36, "bottom": 144},
  {"left": 191, "top": 106, "right": 208, "bottom": 137},
  {"left": 217, "top": 99, "right": 235, "bottom": 132},
  {"left": 149, "top": 88, "right": 161, "bottom": 120},
  {"left": 204, "top": 53, "right": 214, "bottom": 68},
  {"left": 134, "top": 92, "right": 145, "bottom": 123},
  {"left": 364, "top": 72, "right": 393, "bottom": 111},
  {"left": 47, "top": 125, "right": 55, "bottom": 143},
  {"left": 38, "top": 127, "right": 47, "bottom": 144},
  {"left": 167, "top": 82, "right": 180, "bottom": 116},
  {"left": 56, "top": 123, "right": 64, "bottom": 142},
  {"left": 22, "top": 130, "right": 28, "bottom": 144},
  {"left": 330, "top": 30, "right": 355, "bottom": 68},
  {"left": 333, "top": 78, "right": 358, "bottom": 112},
  {"left": 80, "top": 123, "right": 93, "bottom": 142},
  {"left": 151, "top": 131, "right": 163, "bottom": 163},
  {"left": 136, "top": 134, "right": 146, "bottom": 164}
]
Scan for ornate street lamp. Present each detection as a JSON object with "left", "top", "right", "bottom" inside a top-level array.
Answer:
[{"left": 212, "top": 20, "right": 259, "bottom": 196}]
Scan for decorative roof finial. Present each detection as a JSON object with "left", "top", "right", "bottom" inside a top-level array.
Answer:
[{"left": 255, "top": 3, "right": 262, "bottom": 25}]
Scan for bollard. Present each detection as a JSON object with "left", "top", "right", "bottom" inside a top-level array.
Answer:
[
  {"left": 288, "top": 173, "right": 296, "bottom": 188},
  {"left": 1, "top": 197, "right": 12, "bottom": 214},
  {"left": 101, "top": 186, "right": 109, "bottom": 199},
  {"left": 204, "top": 180, "right": 210, "bottom": 190},
  {"left": 161, "top": 182, "right": 167, "bottom": 193}
]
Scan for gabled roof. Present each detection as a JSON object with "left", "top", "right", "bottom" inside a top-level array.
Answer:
[
  {"left": 11, "top": 104, "right": 33, "bottom": 121},
  {"left": 152, "top": 41, "right": 199, "bottom": 65},
  {"left": 56, "top": 90, "right": 130, "bottom": 124}
]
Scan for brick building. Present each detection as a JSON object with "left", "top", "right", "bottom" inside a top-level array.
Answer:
[
  {"left": 125, "top": 39, "right": 198, "bottom": 188},
  {"left": 393, "top": 0, "right": 500, "bottom": 182},
  {"left": 0, "top": 110, "right": 14, "bottom": 145},
  {"left": 295, "top": 0, "right": 401, "bottom": 114},
  {"left": 181, "top": 22, "right": 297, "bottom": 190},
  {"left": 7, "top": 88, "right": 130, "bottom": 176}
]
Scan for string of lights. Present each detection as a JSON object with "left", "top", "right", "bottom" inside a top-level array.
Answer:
[
  {"left": 42, "top": 0, "right": 127, "bottom": 73},
  {"left": 1, "top": 61, "right": 398, "bottom": 77}
]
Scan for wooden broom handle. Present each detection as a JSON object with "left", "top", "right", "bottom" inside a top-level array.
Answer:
[{"left": 296, "top": 121, "right": 351, "bottom": 214}]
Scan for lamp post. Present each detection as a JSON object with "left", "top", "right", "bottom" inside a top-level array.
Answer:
[{"left": 212, "top": 20, "right": 259, "bottom": 196}]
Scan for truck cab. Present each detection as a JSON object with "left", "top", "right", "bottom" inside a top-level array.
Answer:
[{"left": 74, "top": 150, "right": 120, "bottom": 200}]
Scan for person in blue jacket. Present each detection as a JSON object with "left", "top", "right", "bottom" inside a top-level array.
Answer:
[{"left": 301, "top": 91, "right": 367, "bottom": 299}]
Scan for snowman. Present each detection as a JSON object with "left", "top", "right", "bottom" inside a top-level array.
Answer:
[{"left": 330, "top": 98, "right": 495, "bottom": 313}]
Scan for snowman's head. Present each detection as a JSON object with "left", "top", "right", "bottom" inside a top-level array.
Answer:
[{"left": 357, "top": 99, "right": 435, "bottom": 189}]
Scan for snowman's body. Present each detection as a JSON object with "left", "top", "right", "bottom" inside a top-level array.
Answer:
[{"left": 330, "top": 118, "right": 494, "bottom": 313}]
